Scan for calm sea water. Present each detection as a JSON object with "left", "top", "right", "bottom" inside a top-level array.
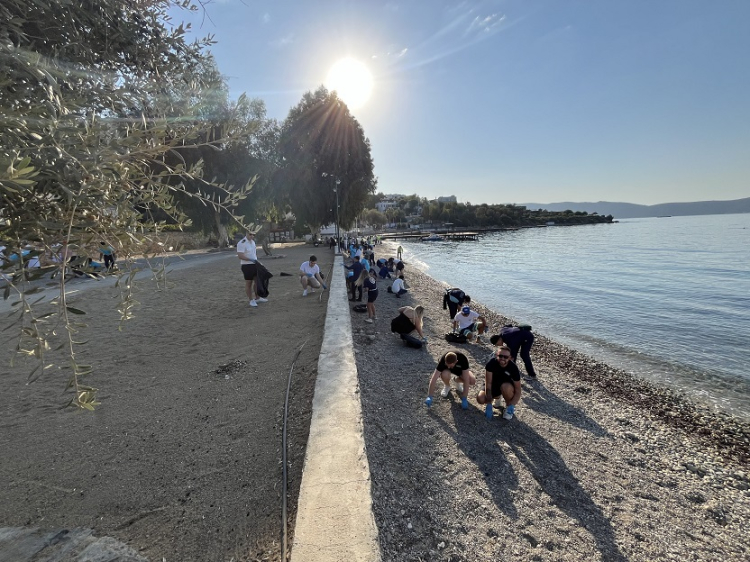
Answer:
[{"left": 399, "top": 214, "right": 750, "bottom": 420}]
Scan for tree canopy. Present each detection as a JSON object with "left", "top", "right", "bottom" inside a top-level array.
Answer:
[{"left": 275, "top": 87, "right": 377, "bottom": 232}]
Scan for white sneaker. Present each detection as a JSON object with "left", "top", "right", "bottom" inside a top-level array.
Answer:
[
  {"left": 440, "top": 385, "right": 451, "bottom": 398},
  {"left": 492, "top": 398, "right": 503, "bottom": 408},
  {"left": 456, "top": 382, "right": 464, "bottom": 394},
  {"left": 256, "top": 297, "right": 268, "bottom": 303},
  {"left": 249, "top": 300, "right": 258, "bottom": 307},
  {"left": 302, "top": 289, "right": 308, "bottom": 297},
  {"left": 503, "top": 410, "right": 514, "bottom": 420},
  {"left": 365, "top": 318, "right": 373, "bottom": 323}
]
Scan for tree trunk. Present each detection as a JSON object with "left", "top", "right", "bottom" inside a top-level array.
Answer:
[{"left": 214, "top": 211, "right": 229, "bottom": 248}]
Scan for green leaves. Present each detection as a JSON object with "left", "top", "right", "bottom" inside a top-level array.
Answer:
[{"left": 1, "top": 0, "right": 259, "bottom": 409}]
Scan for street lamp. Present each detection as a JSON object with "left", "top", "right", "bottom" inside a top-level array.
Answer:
[
  {"left": 334, "top": 179, "right": 341, "bottom": 250},
  {"left": 322, "top": 173, "right": 341, "bottom": 254}
]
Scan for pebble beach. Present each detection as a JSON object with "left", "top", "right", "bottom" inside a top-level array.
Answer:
[{"left": 350, "top": 253, "right": 750, "bottom": 561}]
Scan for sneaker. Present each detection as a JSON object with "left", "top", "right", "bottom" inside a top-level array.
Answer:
[
  {"left": 492, "top": 398, "right": 503, "bottom": 409},
  {"left": 302, "top": 289, "right": 308, "bottom": 297},
  {"left": 365, "top": 318, "right": 373, "bottom": 323},
  {"left": 456, "top": 382, "right": 464, "bottom": 394},
  {"left": 249, "top": 300, "right": 258, "bottom": 307},
  {"left": 503, "top": 405, "right": 515, "bottom": 420},
  {"left": 440, "top": 385, "right": 451, "bottom": 398},
  {"left": 256, "top": 297, "right": 268, "bottom": 303}
]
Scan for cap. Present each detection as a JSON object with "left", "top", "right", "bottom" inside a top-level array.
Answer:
[{"left": 461, "top": 306, "right": 471, "bottom": 314}]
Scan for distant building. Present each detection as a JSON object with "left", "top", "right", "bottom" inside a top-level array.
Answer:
[
  {"left": 435, "top": 195, "right": 457, "bottom": 203},
  {"left": 376, "top": 199, "right": 400, "bottom": 212}
]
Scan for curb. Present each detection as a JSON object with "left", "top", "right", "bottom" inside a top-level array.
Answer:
[{"left": 290, "top": 255, "right": 381, "bottom": 562}]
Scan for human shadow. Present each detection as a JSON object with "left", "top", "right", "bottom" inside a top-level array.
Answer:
[
  {"left": 521, "top": 379, "right": 610, "bottom": 437},
  {"left": 430, "top": 405, "right": 520, "bottom": 520},
  {"left": 504, "top": 422, "right": 628, "bottom": 561}
]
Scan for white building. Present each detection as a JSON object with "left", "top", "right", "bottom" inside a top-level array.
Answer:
[
  {"left": 436, "top": 195, "right": 457, "bottom": 203},
  {"left": 376, "top": 199, "right": 400, "bottom": 213}
]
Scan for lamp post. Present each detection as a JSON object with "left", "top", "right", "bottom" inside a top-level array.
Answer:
[
  {"left": 323, "top": 172, "right": 341, "bottom": 254},
  {"left": 334, "top": 179, "right": 341, "bottom": 252}
]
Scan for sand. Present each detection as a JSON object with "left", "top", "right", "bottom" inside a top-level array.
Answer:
[{"left": 0, "top": 243, "right": 333, "bottom": 562}]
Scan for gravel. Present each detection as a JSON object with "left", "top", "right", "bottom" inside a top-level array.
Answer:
[{"left": 350, "top": 261, "right": 750, "bottom": 562}]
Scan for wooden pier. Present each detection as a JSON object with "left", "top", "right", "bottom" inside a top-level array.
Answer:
[{"left": 380, "top": 230, "right": 482, "bottom": 241}]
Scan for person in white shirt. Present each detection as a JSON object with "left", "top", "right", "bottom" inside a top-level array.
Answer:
[
  {"left": 299, "top": 255, "right": 327, "bottom": 297},
  {"left": 236, "top": 231, "right": 267, "bottom": 307},
  {"left": 390, "top": 275, "right": 407, "bottom": 297},
  {"left": 453, "top": 305, "right": 487, "bottom": 343}
]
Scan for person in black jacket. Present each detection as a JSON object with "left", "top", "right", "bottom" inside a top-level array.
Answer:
[
  {"left": 443, "top": 287, "right": 470, "bottom": 319},
  {"left": 490, "top": 325, "right": 536, "bottom": 377}
]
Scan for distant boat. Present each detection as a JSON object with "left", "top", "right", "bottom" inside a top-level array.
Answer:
[
  {"left": 421, "top": 234, "right": 444, "bottom": 241},
  {"left": 657, "top": 215, "right": 672, "bottom": 218}
]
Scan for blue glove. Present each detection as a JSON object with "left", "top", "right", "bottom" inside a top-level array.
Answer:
[
  {"left": 461, "top": 397, "right": 469, "bottom": 410},
  {"left": 424, "top": 396, "right": 433, "bottom": 407},
  {"left": 485, "top": 403, "right": 494, "bottom": 419},
  {"left": 506, "top": 404, "right": 515, "bottom": 416}
]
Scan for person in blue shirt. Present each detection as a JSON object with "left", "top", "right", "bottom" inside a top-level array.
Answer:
[
  {"left": 99, "top": 241, "right": 116, "bottom": 271},
  {"left": 344, "top": 256, "right": 365, "bottom": 301}
]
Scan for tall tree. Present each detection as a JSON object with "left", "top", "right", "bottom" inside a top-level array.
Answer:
[{"left": 275, "top": 87, "right": 376, "bottom": 232}]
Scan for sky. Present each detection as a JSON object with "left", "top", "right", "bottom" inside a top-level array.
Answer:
[{"left": 173, "top": 0, "right": 750, "bottom": 205}]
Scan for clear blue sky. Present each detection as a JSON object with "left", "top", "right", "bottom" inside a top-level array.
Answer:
[{"left": 175, "top": 0, "right": 749, "bottom": 205}]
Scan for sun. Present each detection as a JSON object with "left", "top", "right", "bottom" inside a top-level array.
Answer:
[{"left": 325, "top": 58, "right": 373, "bottom": 110}]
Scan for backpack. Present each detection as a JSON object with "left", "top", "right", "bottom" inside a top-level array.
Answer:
[{"left": 445, "top": 332, "right": 467, "bottom": 344}]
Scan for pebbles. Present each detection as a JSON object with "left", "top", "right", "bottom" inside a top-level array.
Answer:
[{"left": 351, "top": 258, "right": 750, "bottom": 561}]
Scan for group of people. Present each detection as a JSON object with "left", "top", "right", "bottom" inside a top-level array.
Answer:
[
  {"left": 1, "top": 241, "right": 117, "bottom": 282},
  {"left": 424, "top": 345, "right": 523, "bottom": 420},
  {"left": 387, "top": 279, "right": 537, "bottom": 420},
  {"left": 236, "top": 230, "right": 537, "bottom": 420}
]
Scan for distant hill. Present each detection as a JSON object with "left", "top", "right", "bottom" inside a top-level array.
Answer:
[{"left": 521, "top": 197, "right": 750, "bottom": 219}]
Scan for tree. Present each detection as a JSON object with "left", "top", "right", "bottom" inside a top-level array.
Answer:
[
  {"left": 275, "top": 86, "right": 376, "bottom": 233},
  {"left": 362, "top": 209, "right": 386, "bottom": 229},
  {"left": 0, "top": 0, "right": 256, "bottom": 408}
]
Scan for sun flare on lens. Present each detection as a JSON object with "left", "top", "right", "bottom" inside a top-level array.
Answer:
[{"left": 325, "top": 58, "right": 373, "bottom": 110}]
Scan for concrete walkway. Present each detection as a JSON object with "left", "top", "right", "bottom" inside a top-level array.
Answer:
[{"left": 291, "top": 255, "right": 381, "bottom": 561}]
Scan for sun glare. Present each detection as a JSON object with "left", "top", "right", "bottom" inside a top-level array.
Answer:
[{"left": 325, "top": 58, "right": 373, "bottom": 110}]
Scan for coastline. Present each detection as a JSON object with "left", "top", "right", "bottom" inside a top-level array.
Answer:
[{"left": 351, "top": 250, "right": 749, "bottom": 561}]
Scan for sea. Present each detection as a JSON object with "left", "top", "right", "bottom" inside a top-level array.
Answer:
[{"left": 397, "top": 213, "right": 750, "bottom": 421}]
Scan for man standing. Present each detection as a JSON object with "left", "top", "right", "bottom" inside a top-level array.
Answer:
[
  {"left": 443, "top": 287, "right": 470, "bottom": 319},
  {"left": 490, "top": 324, "right": 537, "bottom": 377},
  {"left": 397, "top": 245, "right": 403, "bottom": 260},
  {"left": 424, "top": 351, "right": 476, "bottom": 410},
  {"left": 453, "top": 305, "right": 486, "bottom": 343},
  {"left": 476, "top": 345, "right": 522, "bottom": 420},
  {"left": 300, "top": 255, "right": 327, "bottom": 297},
  {"left": 344, "top": 255, "right": 365, "bottom": 301},
  {"left": 237, "top": 230, "right": 267, "bottom": 307}
]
